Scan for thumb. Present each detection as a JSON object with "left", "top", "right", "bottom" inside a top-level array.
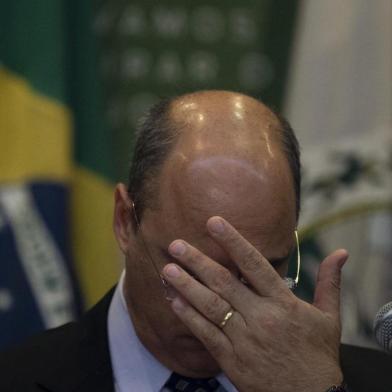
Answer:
[{"left": 313, "top": 249, "right": 349, "bottom": 316}]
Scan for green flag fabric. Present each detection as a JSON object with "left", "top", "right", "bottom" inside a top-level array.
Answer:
[
  {"left": 0, "top": 0, "right": 119, "bottom": 349},
  {"left": 0, "top": 0, "right": 81, "bottom": 348}
]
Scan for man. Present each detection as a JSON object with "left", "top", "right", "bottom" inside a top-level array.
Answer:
[{"left": 1, "top": 91, "right": 391, "bottom": 391}]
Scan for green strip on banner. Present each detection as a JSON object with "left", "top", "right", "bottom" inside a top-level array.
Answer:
[
  {"left": 67, "top": 0, "right": 114, "bottom": 182},
  {"left": 94, "top": 0, "right": 299, "bottom": 181},
  {"left": 0, "top": 1, "right": 67, "bottom": 102}
]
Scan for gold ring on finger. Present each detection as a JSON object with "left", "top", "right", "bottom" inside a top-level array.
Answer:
[{"left": 220, "top": 309, "right": 234, "bottom": 328}]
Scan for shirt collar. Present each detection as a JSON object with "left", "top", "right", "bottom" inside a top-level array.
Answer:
[
  {"left": 108, "top": 270, "right": 237, "bottom": 392},
  {"left": 108, "top": 271, "right": 171, "bottom": 392}
]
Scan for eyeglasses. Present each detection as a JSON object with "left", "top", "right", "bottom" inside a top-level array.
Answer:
[
  {"left": 131, "top": 202, "right": 300, "bottom": 291},
  {"left": 284, "top": 230, "right": 301, "bottom": 290}
]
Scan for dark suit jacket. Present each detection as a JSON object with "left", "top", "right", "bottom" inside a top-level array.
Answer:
[{"left": 1, "top": 288, "right": 392, "bottom": 392}]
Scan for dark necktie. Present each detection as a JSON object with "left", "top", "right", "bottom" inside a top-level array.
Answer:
[{"left": 163, "top": 372, "right": 221, "bottom": 392}]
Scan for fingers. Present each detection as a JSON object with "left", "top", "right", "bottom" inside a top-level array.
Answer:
[
  {"left": 206, "top": 216, "right": 288, "bottom": 297},
  {"left": 313, "top": 249, "right": 349, "bottom": 317},
  {"left": 163, "top": 263, "right": 235, "bottom": 327},
  {"left": 170, "top": 296, "right": 232, "bottom": 362},
  {"left": 166, "top": 240, "right": 258, "bottom": 311}
]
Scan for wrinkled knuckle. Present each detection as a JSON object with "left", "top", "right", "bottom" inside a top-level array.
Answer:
[
  {"left": 262, "top": 312, "right": 284, "bottom": 333},
  {"left": 191, "top": 249, "right": 206, "bottom": 265},
  {"left": 204, "top": 294, "right": 222, "bottom": 319},
  {"left": 203, "top": 331, "right": 223, "bottom": 355},
  {"left": 247, "top": 306, "right": 265, "bottom": 325},
  {"left": 250, "top": 303, "right": 284, "bottom": 329},
  {"left": 278, "top": 292, "right": 297, "bottom": 311},
  {"left": 242, "top": 253, "right": 260, "bottom": 272},
  {"left": 330, "top": 276, "right": 341, "bottom": 291},
  {"left": 211, "top": 268, "right": 233, "bottom": 291}
]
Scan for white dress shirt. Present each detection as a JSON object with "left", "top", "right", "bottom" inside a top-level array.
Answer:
[{"left": 108, "top": 271, "right": 238, "bottom": 392}]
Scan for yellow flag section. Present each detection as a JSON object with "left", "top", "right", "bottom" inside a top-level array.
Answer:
[
  {"left": 0, "top": 66, "right": 120, "bottom": 308},
  {"left": 0, "top": 67, "right": 71, "bottom": 182}
]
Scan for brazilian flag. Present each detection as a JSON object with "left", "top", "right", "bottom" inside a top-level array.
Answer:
[
  {"left": 0, "top": 0, "right": 119, "bottom": 349},
  {"left": 1, "top": 0, "right": 300, "bottom": 349}
]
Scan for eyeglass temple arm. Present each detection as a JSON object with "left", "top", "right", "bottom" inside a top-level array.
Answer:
[
  {"left": 130, "top": 202, "right": 169, "bottom": 287},
  {"left": 294, "top": 229, "right": 300, "bottom": 285}
]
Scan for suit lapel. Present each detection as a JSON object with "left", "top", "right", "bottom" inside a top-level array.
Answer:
[
  {"left": 36, "top": 288, "right": 116, "bottom": 392},
  {"left": 33, "top": 287, "right": 392, "bottom": 392},
  {"left": 340, "top": 343, "right": 392, "bottom": 392}
]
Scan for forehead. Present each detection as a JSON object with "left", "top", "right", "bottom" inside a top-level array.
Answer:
[{"left": 143, "top": 153, "right": 296, "bottom": 260}]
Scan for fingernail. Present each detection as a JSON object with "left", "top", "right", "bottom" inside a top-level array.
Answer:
[
  {"left": 170, "top": 241, "right": 186, "bottom": 256},
  {"left": 172, "top": 297, "right": 185, "bottom": 312},
  {"left": 165, "top": 264, "right": 181, "bottom": 278},
  {"left": 338, "top": 253, "right": 349, "bottom": 269},
  {"left": 208, "top": 217, "right": 225, "bottom": 234}
]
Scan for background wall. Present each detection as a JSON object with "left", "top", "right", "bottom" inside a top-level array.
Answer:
[
  {"left": 284, "top": 0, "right": 392, "bottom": 348},
  {"left": 0, "top": 0, "right": 390, "bottom": 350}
]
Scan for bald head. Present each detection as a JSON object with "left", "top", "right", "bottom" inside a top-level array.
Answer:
[
  {"left": 171, "top": 91, "right": 282, "bottom": 160},
  {"left": 128, "top": 90, "right": 300, "bottom": 223}
]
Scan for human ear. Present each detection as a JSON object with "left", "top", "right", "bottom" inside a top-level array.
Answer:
[{"left": 113, "top": 183, "right": 134, "bottom": 254}]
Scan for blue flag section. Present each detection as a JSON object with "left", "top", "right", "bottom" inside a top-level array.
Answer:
[
  {"left": 0, "top": 0, "right": 87, "bottom": 350},
  {"left": 0, "top": 183, "right": 82, "bottom": 349}
]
